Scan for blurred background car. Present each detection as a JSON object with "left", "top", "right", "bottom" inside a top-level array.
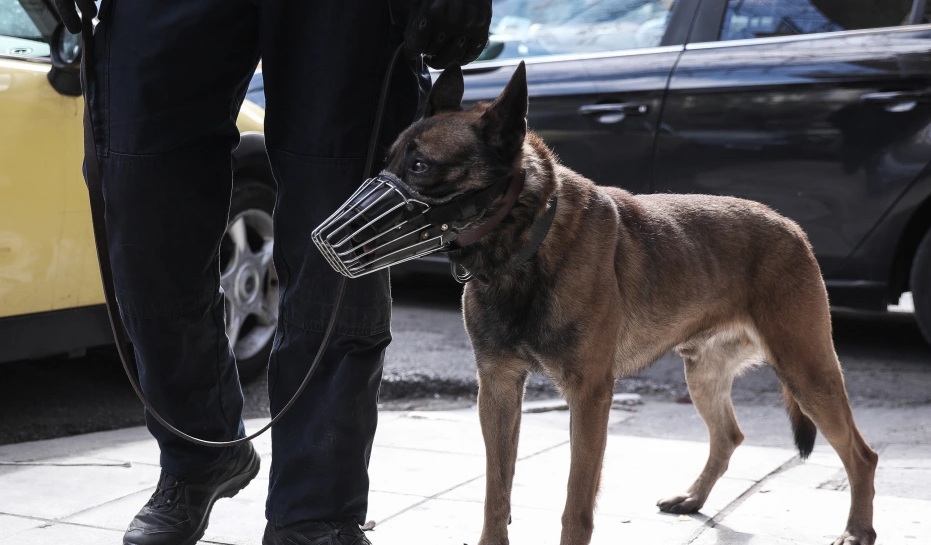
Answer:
[{"left": 0, "top": 0, "right": 277, "bottom": 379}]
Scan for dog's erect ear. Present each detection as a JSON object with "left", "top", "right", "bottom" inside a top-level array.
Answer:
[
  {"left": 480, "top": 61, "right": 528, "bottom": 160},
  {"left": 425, "top": 65, "right": 464, "bottom": 117}
]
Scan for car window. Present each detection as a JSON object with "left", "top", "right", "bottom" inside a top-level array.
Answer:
[
  {"left": 478, "top": 0, "right": 678, "bottom": 62},
  {"left": 0, "top": 0, "right": 49, "bottom": 57},
  {"left": 719, "top": 0, "right": 916, "bottom": 41}
]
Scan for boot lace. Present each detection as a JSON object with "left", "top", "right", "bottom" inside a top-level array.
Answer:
[{"left": 147, "top": 472, "right": 183, "bottom": 509}]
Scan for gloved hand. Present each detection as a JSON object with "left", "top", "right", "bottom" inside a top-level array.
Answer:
[
  {"left": 54, "top": 0, "right": 98, "bottom": 34},
  {"left": 404, "top": 0, "right": 492, "bottom": 69}
]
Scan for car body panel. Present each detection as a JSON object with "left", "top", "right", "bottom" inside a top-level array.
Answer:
[
  {"left": 840, "top": 166, "right": 931, "bottom": 308},
  {"left": 0, "top": 55, "right": 91, "bottom": 317},
  {"left": 655, "top": 26, "right": 931, "bottom": 282},
  {"left": 581, "top": 46, "right": 681, "bottom": 193},
  {"left": 0, "top": 49, "right": 267, "bottom": 321},
  {"left": 462, "top": 48, "right": 680, "bottom": 197},
  {"left": 466, "top": 0, "right": 685, "bottom": 192}
]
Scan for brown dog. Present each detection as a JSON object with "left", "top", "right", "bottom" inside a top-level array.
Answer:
[{"left": 383, "top": 63, "right": 877, "bottom": 545}]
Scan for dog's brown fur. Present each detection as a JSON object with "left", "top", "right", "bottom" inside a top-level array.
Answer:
[{"left": 384, "top": 63, "right": 877, "bottom": 545}]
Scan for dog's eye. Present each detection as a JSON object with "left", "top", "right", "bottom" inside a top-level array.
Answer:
[{"left": 410, "top": 160, "right": 429, "bottom": 174}]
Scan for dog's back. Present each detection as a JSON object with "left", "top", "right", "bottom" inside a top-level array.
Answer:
[
  {"left": 607, "top": 187, "right": 826, "bottom": 356},
  {"left": 529, "top": 159, "right": 825, "bottom": 374}
]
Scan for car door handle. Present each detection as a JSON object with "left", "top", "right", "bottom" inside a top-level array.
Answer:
[
  {"left": 861, "top": 90, "right": 931, "bottom": 112},
  {"left": 579, "top": 103, "right": 650, "bottom": 124}
]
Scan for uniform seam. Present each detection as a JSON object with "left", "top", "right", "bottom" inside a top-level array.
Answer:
[{"left": 116, "top": 292, "right": 217, "bottom": 320}]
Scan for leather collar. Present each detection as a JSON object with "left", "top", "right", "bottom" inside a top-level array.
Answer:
[
  {"left": 452, "top": 169, "right": 526, "bottom": 248},
  {"left": 452, "top": 188, "right": 558, "bottom": 284}
]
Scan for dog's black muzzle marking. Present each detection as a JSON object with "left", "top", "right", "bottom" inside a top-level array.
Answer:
[{"left": 313, "top": 170, "right": 518, "bottom": 278}]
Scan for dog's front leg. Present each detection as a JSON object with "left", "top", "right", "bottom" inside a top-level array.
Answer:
[
  {"left": 561, "top": 378, "right": 615, "bottom": 545},
  {"left": 476, "top": 355, "right": 530, "bottom": 545}
]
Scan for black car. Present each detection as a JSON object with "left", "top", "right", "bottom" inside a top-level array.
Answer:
[{"left": 446, "top": 0, "right": 931, "bottom": 346}]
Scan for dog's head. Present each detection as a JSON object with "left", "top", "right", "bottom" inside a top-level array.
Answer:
[
  {"left": 312, "top": 63, "right": 540, "bottom": 278},
  {"left": 384, "top": 61, "right": 530, "bottom": 201}
]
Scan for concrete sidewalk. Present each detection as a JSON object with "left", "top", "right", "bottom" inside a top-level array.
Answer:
[{"left": 0, "top": 401, "right": 927, "bottom": 544}]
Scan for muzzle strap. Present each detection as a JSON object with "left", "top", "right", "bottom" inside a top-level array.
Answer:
[
  {"left": 452, "top": 169, "right": 526, "bottom": 248},
  {"left": 423, "top": 172, "right": 515, "bottom": 226}
]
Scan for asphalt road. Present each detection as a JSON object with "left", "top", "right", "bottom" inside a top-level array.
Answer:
[{"left": 0, "top": 274, "right": 928, "bottom": 445}]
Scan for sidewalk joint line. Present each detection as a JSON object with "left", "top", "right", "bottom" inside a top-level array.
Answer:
[
  {"left": 0, "top": 460, "right": 131, "bottom": 467},
  {"left": 685, "top": 454, "right": 803, "bottom": 544},
  {"left": 373, "top": 439, "right": 571, "bottom": 527}
]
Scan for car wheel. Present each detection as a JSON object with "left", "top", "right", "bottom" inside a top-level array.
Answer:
[
  {"left": 220, "top": 178, "right": 278, "bottom": 381},
  {"left": 911, "top": 228, "right": 931, "bottom": 346}
]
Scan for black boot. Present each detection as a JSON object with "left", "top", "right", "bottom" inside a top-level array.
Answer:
[
  {"left": 263, "top": 521, "right": 372, "bottom": 545},
  {"left": 123, "top": 441, "right": 261, "bottom": 545}
]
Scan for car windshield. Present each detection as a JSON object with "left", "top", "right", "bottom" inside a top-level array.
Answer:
[{"left": 0, "top": 0, "right": 48, "bottom": 57}]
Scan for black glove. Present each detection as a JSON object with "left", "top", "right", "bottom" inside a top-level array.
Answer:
[
  {"left": 54, "top": 0, "right": 98, "bottom": 35},
  {"left": 404, "top": 0, "right": 492, "bottom": 70}
]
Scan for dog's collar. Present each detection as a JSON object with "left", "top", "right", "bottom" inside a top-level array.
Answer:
[
  {"left": 453, "top": 191, "right": 559, "bottom": 284},
  {"left": 450, "top": 169, "right": 526, "bottom": 248}
]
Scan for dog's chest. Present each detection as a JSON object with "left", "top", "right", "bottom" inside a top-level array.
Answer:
[{"left": 465, "top": 283, "right": 580, "bottom": 358}]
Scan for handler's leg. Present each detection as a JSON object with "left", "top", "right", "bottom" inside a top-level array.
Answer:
[
  {"left": 258, "top": 0, "right": 422, "bottom": 539},
  {"left": 88, "top": 2, "right": 262, "bottom": 544}
]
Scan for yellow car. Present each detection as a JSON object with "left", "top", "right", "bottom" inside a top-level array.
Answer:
[{"left": 0, "top": 0, "right": 277, "bottom": 379}]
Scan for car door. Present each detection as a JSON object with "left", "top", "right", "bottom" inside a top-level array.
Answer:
[
  {"left": 0, "top": 1, "right": 98, "bottom": 321},
  {"left": 653, "top": 0, "right": 931, "bottom": 287},
  {"left": 462, "top": 0, "right": 697, "bottom": 194}
]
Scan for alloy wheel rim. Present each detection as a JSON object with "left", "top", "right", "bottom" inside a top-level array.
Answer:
[{"left": 219, "top": 209, "right": 278, "bottom": 361}]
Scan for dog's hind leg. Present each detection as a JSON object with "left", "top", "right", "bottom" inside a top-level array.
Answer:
[
  {"left": 657, "top": 332, "right": 757, "bottom": 514},
  {"left": 560, "top": 373, "right": 616, "bottom": 545},
  {"left": 476, "top": 355, "right": 531, "bottom": 545},
  {"left": 758, "top": 305, "right": 877, "bottom": 545}
]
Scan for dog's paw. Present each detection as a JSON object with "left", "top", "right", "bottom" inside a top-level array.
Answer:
[
  {"left": 831, "top": 528, "right": 876, "bottom": 545},
  {"left": 656, "top": 493, "right": 703, "bottom": 514}
]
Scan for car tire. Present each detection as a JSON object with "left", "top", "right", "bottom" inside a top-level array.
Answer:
[
  {"left": 220, "top": 177, "right": 278, "bottom": 381},
  {"left": 911, "top": 227, "right": 931, "bottom": 347}
]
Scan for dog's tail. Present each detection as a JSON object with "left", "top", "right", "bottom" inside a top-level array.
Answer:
[{"left": 782, "top": 385, "right": 816, "bottom": 459}]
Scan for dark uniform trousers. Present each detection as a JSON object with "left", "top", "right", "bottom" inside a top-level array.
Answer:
[{"left": 85, "top": 0, "right": 423, "bottom": 528}]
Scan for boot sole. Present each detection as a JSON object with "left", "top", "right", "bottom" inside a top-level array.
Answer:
[{"left": 191, "top": 445, "right": 263, "bottom": 543}]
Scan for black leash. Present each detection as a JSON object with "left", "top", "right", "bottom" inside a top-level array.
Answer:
[{"left": 80, "top": 14, "right": 403, "bottom": 447}]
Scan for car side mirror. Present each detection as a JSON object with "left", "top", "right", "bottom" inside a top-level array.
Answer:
[{"left": 47, "top": 23, "right": 82, "bottom": 97}]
